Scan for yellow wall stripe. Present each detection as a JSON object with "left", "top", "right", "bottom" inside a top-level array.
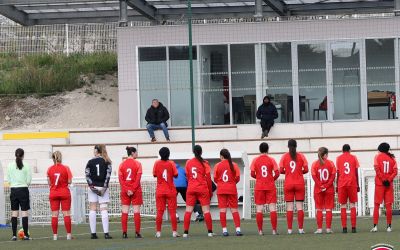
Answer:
[{"left": 3, "top": 131, "right": 69, "bottom": 140}]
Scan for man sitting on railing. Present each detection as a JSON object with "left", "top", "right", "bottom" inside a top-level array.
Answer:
[{"left": 145, "top": 99, "right": 170, "bottom": 142}]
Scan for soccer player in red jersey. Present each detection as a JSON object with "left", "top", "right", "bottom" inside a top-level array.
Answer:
[
  {"left": 118, "top": 146, "right": 143, "bottom": 239},
  {"left": 371, "top": 143, "right": 398, "bottom": 233},
  {"left": 336, "top": 144, "right": 360, "bottom": 233},
  {"left": 279, "top": 139, "right": 308, "bottom": 235},
  {"left": 153, "top": 147, "right": 180, "bottom": 238},
  {"left": 214, "top": 149, "right": 242, "bottom": 237},
  {"left": 251, "top": 142, "right": 280, "bottom": 236},
  {"left": 182, "top": 145, "right": 214, "bottom": 237},
  {"left": 311, "top": 147, "right": 336, "bottom": 234},
  {"left": 47, "top": 151, "right": 73, "bottom": 241}
]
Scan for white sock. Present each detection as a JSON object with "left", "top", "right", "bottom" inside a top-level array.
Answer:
[
  {"left": 222, "top": 227, "right": 228, "bottom": 233},
  {"left": 195, "top": 212, "right": 200, "bottom": 216},
  {"left": 89, "top": 210, "right": 97, "bottom": 234},
  {"left": 101, "top": 210, "right": 109, "bottom": 234},
  {"left": 236, "top": 227, "right": 241, "bottom": 232}
]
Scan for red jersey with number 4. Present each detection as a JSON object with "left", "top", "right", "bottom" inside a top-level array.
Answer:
[
  {"left": 279, "top": 153, "right": 308, "bottom": 186},
  {"left": 213, "top": 160, "right": 240, "bottom": 195},
  {"left": 47, "top": 164, "right": 72, "bottom": 195},
  {"left": 153, "top": 160, "right": 178, "bottom": 195},
  {"left": 374, "top": 152, "right": 398, "bottom": 186},
  {"left": 311, "top": 160, "right": 336, "bottom": 193},
  {"left": 250, "top": 154, "right": 279, "bottom": 190},
  {"left": 118, "top": 158, "right": 143, "bottom": 192},
  {"left": 185, "top": 158, "right": 212, "bottom": 193},
  {"left": 336, "top": 152, "right": 360, "bottom": 188}
]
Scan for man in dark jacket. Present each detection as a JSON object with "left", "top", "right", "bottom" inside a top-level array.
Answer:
[
  {"left": 145, "top": 99, "right": 170, "bottom": 142},
  {"left": 256, "top": 96, "right": 278, "bottom": 139}
]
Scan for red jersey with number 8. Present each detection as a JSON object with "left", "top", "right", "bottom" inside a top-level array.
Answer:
[
  {"left": 153, "top": 160, "right": 178, "bottom": 195},
  {"left": 213, "top": 160, "right": 240, "bottom": 195},
  {"left": 279, "top": 153, "right": 308, "bottom": 186},
  {"left": 47, "top": 164, "right": 72, "bottom": 196},
  {"left": 250, "top": 154, "right": 279, "bottom": 190}
]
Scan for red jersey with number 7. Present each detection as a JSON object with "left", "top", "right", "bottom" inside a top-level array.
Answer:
[
  {"left": 47, "top": 164, "right": 72, "bottom": 195},
  {"left": 118, "top": 158, "right": 143, "bottom": 193},
  {"left": 213, "top": 160, "right": 240, "bottom": 195},
  {"left": 279, "top": 152, "right": 308, "bottom": 186},
  {"left": 374, "top": 152, "right": 398, "bottom": 186},
  {"left": 153, "top": 160, "right": 178, "bottom": 195},
  {"left": 185, "top": 158, "right": 212, "bottom": 193},
  {"left": 250, "top": 154, "right": 280, "bottom": 190},
  {"left": 336, "top": 152, "right": 360, "bottom": 188}
]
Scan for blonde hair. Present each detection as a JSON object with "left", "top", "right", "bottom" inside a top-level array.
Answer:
[
  {"left": 318, "top": 147, "right": 328, "bottom": 165},
  {"left": 52, "top": 151, "right": 62, "bottom": 164},
  {"left": 95, "top": 144, "right": 112, "bottom": 164}
]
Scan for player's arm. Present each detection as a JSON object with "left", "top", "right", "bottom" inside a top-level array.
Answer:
[
  {"left": 311, "top": 163, "right": 322, "bottom": 188},
  {"left": 273, "top": 160, "right": 280, "bottom": 181},
  {"left": 103, "top": 163, "right": 112, "bottom": 189},
  {"left": 250, "top": 158, "right": 257, "bottom": 179},
  {"left": 355, "top": 157, "right": 360, "bottom": 192},
  {"left": 374, "top": 155, "right": 385, "bottom": 181},
  {"left": 279, "top": 156, "right": 286, "bottom": 174},
  {"left": 234, "top": 164, "right": 241, "bottom": 183},
  {"left": 213, "top": 164, "right": 219, "bottom": 183},
  {"left": 325, "top": 163, "right": 336, "bottom": 189},
  {"left": 171, "top": 161, "right": 178, "bottom": 178},
  {"left": 388, "top": 162, "right": 398, "bottom": 182},
  {"left": 335, "top": 158, "right": 340, "bottom": 192},
  {"left": 133, "top": 163, "right": 143, "bottom": 191},
  {"left": 302, "top": 154, "right": 309, "bottom": 174},
  {"left": 47, "top": 169, "right": 51, "bottom": 186},
  {"left": 66, "top": 166, "right": 73, "bottom": 184},
  {"left": 26, "top": 164, "right": 32, "bottom": 186}
]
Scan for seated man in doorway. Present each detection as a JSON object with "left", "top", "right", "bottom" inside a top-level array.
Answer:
[
  {"left": 256, "top": 96, "right": 278, "bottom": 139},
  {"left": 145, "top": 99, "right": 170, "bottom": 142}
]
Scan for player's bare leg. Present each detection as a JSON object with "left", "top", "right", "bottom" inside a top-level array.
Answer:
[
  {"left": 230, "top": 207, "right": 242, "bottom": 236},
  {"left": 62, "top": 210, "right": 72, "bottom": 240},
  {"left": 121, "top": 205, "right": 130, "bottom": 238},
  {"left": 133, "top": 205, "right": 142, "bottom": 238},
  {"left": 286, "top": 202, "right": 294, "bottom": 234},
  {"left": 219, "top": 207, "right": 229, "bottom": 236},
  {"left": 269, "top": 203, "right": 278, "bottom": 235},
  {"left": 51, "top": 210, "right": 59, "bottom": 240},
  {"left": 256, "top": 205, "right": 264, "bottom": 235},
  {"left": 296, "top": 201, "right": 305, "bottom": 234},
  {"left": 325, "top": 209, "right": 333, "bottom": 233},
  {"left": 314, "top": 209, "right": 323, "bottom": 234},
  {"left": 349, "top": 203, "right": 357, "bottom": 233}
]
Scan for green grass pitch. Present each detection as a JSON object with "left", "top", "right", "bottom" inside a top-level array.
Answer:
[{"left": 0, "top": 217, "right": 398, "bottom": 250}]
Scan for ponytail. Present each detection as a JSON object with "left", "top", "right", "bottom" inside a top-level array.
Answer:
[
  {"left": 378, "top": 142, "right": 395, "bottom": 159},
  {"left": 126, "top": 146, "right": 137, "bottom": 157},
  {"left": 15, "top": 148, "right": 24, "bottom": 170},
  {"left": 52, "top": 151, "right": 62, "bottom": 164},
  {"left": 318, "top": 147, "right": 328, "bottom": 165},
  {"left": 288, "top": 139, "right": 297, "bottom": 161},
  {"left": 193, "top": 145, "right": 205, "bottom": 169},
  {"left": 95, "top": 144, "right": 112, "bottom": 164},
  {"left": 220, "top": 148, "right": 235, "bottom": 175}
]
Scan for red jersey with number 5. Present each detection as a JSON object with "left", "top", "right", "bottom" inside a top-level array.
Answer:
[
  {"left": 153, "top": 160, "right": 178, "bottom": 195},
  {"left": 47, "top": 164, "right": 72, "bottom": 195},
  {"left": 250, "top": 154, "right": 279, "bottom": 190},
  {"left": 118, "top": 158, "right": 143, "bottom": 193},
  {"left": 185, "top": 158, "right": 212, "bottom": 193},
  {"left": 279, "top": 153, "right": 308, "bottom": 186},
  {"left": 336, "top": 152, "right": 360, "bottom": 188},
  {"left": 374, "top": 152, "right": 398, "bottom": 186},
  {"left": 311, "top": 160, "right": 336, "bottom": 193},
  {"left": 213, "top": 160, "right": 240, "bottom": 195}
]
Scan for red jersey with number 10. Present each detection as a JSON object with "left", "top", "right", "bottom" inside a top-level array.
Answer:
[
  {"left": 118, "top": 158, "right": 143, "bottom": 192},
  {"left": 279, "top": 152, "right": 308, "bottom": 186},
  {"left": 374, "top": 152, "right": 398, "bottom": 186},
  {"left": 250, "top": 154, "right": 279, "bottom": 190},
  {"left": 185, "top": 158, "right": 212, "bottom": 193},
  {"left": 153, "top": 160, "right": 178, "bottom": 195},
  {"left": 213, "top": 160, "right": 240, "bottom": 195},
  {"left": 311, "top": 160, "right": 336, "bottom": 193},
  {"left": 47, "top": 164, "right": 72, "bottom": 195},
  {"left": 336, "top": 152, "right": 360, "bottom": 188}
]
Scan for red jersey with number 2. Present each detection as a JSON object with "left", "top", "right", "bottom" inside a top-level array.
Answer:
[
  {"left": 118, "top": 158, "right": 143, "bottom": 192},
  {"left": 213, "top": 160, "right": 240, "bottom": 195},
  {"left": 47, "top": 164, "right": 72, "bottom": 196},
  {"left": 153, "top": 160, "right": 178, "bottom": 195}
]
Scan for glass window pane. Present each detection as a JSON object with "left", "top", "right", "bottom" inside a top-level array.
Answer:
[
  {"left": 138, "top": 47, "right": 168, "bottom": 128},
  {"left": 231, "top": 44, "right": 256, "bottom": 124},
  {"left": 332, "top": 41, "right": 361, "bottom": 120},
  {"left": 265, "top": 42, "right": 292, "bottom": 123},
  {"left": 366, "top": 39, "right": 395, "bottom": 120},
  {"left": 298, "top": 43, "right": 327, "bottom": 121}
]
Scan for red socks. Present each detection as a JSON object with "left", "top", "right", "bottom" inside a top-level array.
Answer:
[
  {"left": 134, "top": 213, "right": 141, "bottom": 234},
  {"left": 341, "top": 208, "right": 347, "bottom": 228},
  {"left": 373, "top": 203, "right": 380, "bottom": 225},
  {"left": 169, "top": 209, "right": 178, "bottom": 231},
  {"left": 64, "top": 216, "right": 72, "bottom": 234},
  {"left": 270, "top": 211, "right": 277, "bottom": 231},
  {"left": 220, "top": 212, "right": 227, "bottom": 228},
  {"left": 287, "top": 211, "right": 293, "bottom": 230},
  {"left": 121, "top": 213, "right": 128, "bottom": 233},
  {"left": 386, "top": 204, "right": 392, "bottom": 225},
  {"left": 204, "top": 212, "right": 213, "bottom": 231},
  {"left": 297, "top": 210, "right": 304, "bottom": 229},
  {"left": 51, "top": 217, "right": 58, "bottom": 234},
  {"left": 316, "top": 210, "right": 323, "bottom": 229},
  {"left": 326, "top": 210, "right": 332, "bottom": 229},
  {"left": 156, "top": 210, "right": 164, "bottom": 232},
  {"left": 232, "top": 212, "right": 241, "bottom": 228},
  {"left": 184, "top": 212, "right": 192, "bottom": 231},
  {"left": 350, "top": 207, "right": 357, "bottom": 228},
  {"left": 256, "top": 212, "right": 263, "bottom": 231}
]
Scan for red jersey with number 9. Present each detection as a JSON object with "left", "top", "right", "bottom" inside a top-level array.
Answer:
[
  {"left": 118, "top": 158, "right": 143, "bottom": 192},
  {"left": 336, "top": 152, "right": 360, "bottom": 188},
  {"left": 213, "top": 160, "right": 240, "bottom": 195},
  {"left": 279, "top": 152, "right": 308, "bottom": 186},
  {"left": 185, "top": 158, "right": 211, "bottom": 193},
  {"left": 153, "top": 160, "right": 178, "bottom": 195},
  {"left": 47, "top": 164, "right": 72, "bottom": 195},
  {"left": 374, "top": 152, "right": 398, "bottom": 186},
  {"left": 250, "top": 154, "right": 279, "bottom": 190}
]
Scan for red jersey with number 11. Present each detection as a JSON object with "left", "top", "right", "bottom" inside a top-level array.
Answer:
[
  {"left": 47, "top": 164, "right": 72, "bottom": 195},
  {"left": 213, "top": 160, "right": 240, "bottom": 195},
  {"left": 153, "top": 160, "right": 178, "bottom": 195},
  {"left": 374, "top": 152, "right": 398, "bottom": 186}
]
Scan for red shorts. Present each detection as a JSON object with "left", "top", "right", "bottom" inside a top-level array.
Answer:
[
  {"left": 314, "top": 191, "right": 334, "bottom": 210},
  {"left": 217, "top": 194, "right": 238, "bottom": 209},
  {"left": 284, "top": 184, "right": 305, "bottom": 202},
  {"left": 186, "top": 191, "right": 210, "bottom": 206},
  {"left": 120, "top": 189, "right": 143, "bottom": 206},
  {"left": 254, "top": 189, "right": 277, "bottom": 205},
  {"left": 374, "top": 185, "right": 394, "bottom": 205},
  {"left": 156, "top": 193, "right": 177, "bottom": 211},
  {"left": 49, "top": 193, "right": 71, "bottom": 211},
  {"left": 338, "top": 186, "right": 358, "bottom": 204}
]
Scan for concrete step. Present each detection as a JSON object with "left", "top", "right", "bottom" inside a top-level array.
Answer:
[{"left": 0, "top": 138, "right": 68, "bottom": 146}]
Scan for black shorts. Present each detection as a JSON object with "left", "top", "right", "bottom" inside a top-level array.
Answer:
[{"left": 10, "top": 187, "right": 30, "bottom": 211}]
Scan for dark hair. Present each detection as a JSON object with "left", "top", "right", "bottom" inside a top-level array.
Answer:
[
  {"left": 159, "top": 147, "right": 170, "bottom": 161},
  {"left": 259, "top": 142, "right": 269, "bottom": 153},
  {"left": 94, "top": 144, "right": 112, "bottom": 164},
  {"left": 193, "top": 145, "right": 205, "bottom": 168},
  {"left": 126, "top": 146, "right": 137, "bottom": 156},
  {"left": 15, "top": 148, "right": 24, "bottom": 170},
  {"left": 288, "top": 139, "right": 297, "bottom": 161},
  {"left": 263, "top": 96, "right": 271, "bottom": 103},
  {"left": 318, "top": 147, "right": 329, "bottom": 165},
  {"left": 378, "top": 142, "right": 395, "bottom": 159},
  {"left": 342, "top": 144, "right": 351, "bottom": 152},
  {"left": 220, "top": 148, "right": 235, "bottom": 175}
]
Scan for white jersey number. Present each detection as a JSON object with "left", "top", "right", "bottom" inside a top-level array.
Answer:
[
  {"left": 289, "top": 161, "right": 296, "bottom": 173},
  {"left": 222, "top": 170, "right": 229, "bottom": 182},
  {"left": 54, "top": 173, "right": 60, "bottom": 186},
  {"left": 261, "top": 165, "right": 268, "bottom": 178},
  {"left": 383, "top": 161, "right": 390, "bottom": 174},
  {"left": 344, "top": 162, "right": 350, "bottom": 175},
  {"left": 192, "top": 167, "right": 197, "bottom": 179},
  {"left": 162, "top": 169, "right": 168, "bottom": 181},
  {"left": 318, "top": 169, "right": 329, "bottom": 181},
  {"left": 96, "top": 164, "right": 100, "bottom": 176},
  {"left": 126, "top": 168, "right": 132, "bottom": 181}
]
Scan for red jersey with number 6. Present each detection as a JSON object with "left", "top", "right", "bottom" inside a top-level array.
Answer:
[
  {"left": 374, "top": 152, "right": 398, "bottom": 186},
  {"left": 279, "top": 152, "right": 308, "bottom": 186},
  {"left": 118, "top": 158, "right": 143, "bottom": 193},
  {"left": 250, "top": 154, "right": 279, "bottom": 190},
  {"left": 185, "top": 158, "right": 212, "bottom": 194},
  {"left": 336, "top": 152, "right": 360, "bottom": 188},
  {"left": 153, "top": 160, "right": 178, "bottom": 195},
  {"left": 47, "top": 164, "right": 72, "bottom": 196},
  {"left": 213, "top": 160, "right": 240, "bottom": 195}
]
